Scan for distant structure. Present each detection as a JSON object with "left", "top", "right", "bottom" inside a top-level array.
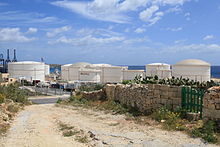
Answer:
[
  {"left": 0, "top": 49, "right": 18, "bottom": 73},
  {"left": 4, "top": 49, "right": 11, "bottom": 73},
  {"left": 146, "top": 63, "right": 171, "bottom": 79},
  {"left": 8, "top": 61, "right": 50, "bottom": 82},
  {"left": 0, "top": 54, "right": 4, "bottom": 73},
  {"left": 61, "top": 62, "right": 144, "bottom": 83},
  {"left": 172, "top": 59, "right": 211, "bottom": 82},
  {"left": 12, "top": 49, "right": 17, "bottom": 62}
]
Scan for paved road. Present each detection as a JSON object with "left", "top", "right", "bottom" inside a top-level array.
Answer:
[{"left": 29, "top": 95, "right": 69, "bottom": 104}]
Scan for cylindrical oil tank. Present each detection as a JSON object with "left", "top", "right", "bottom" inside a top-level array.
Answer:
[
  {"left": 8, "top": 61, "right": 46, "bottom": 81},
  {"left": 44, "top": 64, "right": 50, "bottom": 75},
  {"left": 79, "top": 70, "right": 101, "bottom": 82},
  {"left": 172, "top": 59, "right": 211, "bottom": 82},
  {"left": 146, "top": 63, "right": 171, "bottom": 79},
  {"left": 122, "top": 70, "right": 145, "bottom": 81}
]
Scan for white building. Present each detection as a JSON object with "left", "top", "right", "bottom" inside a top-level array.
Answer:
[
  {"left": 8, "top": 61, "right": 48, "bottom": 81},
  {"left": 172, "top": 59, "right": 211, "bottom": 82},
  {"left": 122, "top": 69, "right": 145, "bottom": 81},
  {"left": 61, "top": 62, "right": 126, "bottom": 83},
  {"left": 146, "top": 63, "right": 171, "bottom": 79}
]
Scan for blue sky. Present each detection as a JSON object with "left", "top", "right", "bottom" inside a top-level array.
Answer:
[{"left": 0, "top": 0, "right": 220, "bottom": 65}]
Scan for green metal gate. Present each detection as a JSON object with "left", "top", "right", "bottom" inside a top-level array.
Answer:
[{"left": 181, "top": 87, "right": 205, "bottom": 118}]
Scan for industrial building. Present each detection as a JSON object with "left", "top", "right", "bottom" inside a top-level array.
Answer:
[
  {"left": 172, "top": 59, "right": 211, "bottom": 82},
  {"left": 146, "top": 63, "right": 171, "bottom": 79},
  {"left": 8, "top": 61, "right": 50, "bottom": 82},
  {"left": 61, "top": 62, "right": 144, "bottom": 83}
]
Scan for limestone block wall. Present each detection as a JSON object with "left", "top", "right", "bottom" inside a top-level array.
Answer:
[
  {"left": 81, "top": 89, "right": 106, "bottom": 101},
  {"left": 203, "top": 86, "right": 220, "bottom": 121},
  {"left": 105, "top": 84, "right": 182, "bottom": 114}
]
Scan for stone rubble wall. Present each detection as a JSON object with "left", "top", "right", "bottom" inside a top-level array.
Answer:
[
  {"left": 102, "top": 84, "right": 181, "bottom": 114},
  {"left": 81, "top": 84, "right": 182, "bottom": 114},
  {"left": 81, "top": 89, "right": 106, "bottom": 101},
  {"left": 203, "top": 86, "right": 220, "bottom": 121}
]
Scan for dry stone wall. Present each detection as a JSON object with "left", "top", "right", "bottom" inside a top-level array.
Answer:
[
  {"left": 81, "top": 89, "right": 106, "bottom": 101},
  {"left": 104, "top": 84, "right": 182, "bottom": 114},
  {"left": 203, "top": 86, "right": 220, "bottom": 121}
]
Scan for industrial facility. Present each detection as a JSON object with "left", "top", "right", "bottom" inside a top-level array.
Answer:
[
  {"left": 61, "top": 59, "right": 211, "bottom": 84},
  {"left": 0, "top": 49, "right": 211, "bottom": 85},
  {"left": 61, "top": 62, "right": 144, "bottom": 83},
  {"left": 146, "top": 63, "right": 171, "bottom": 79},
  {"left": 172, "top": 59, "right": 211, "bottom": 82},
  {"left": 0, "top": 49, "right": 50, "bottom": 83}
]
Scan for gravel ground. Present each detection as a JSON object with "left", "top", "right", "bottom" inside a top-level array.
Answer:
[{"left": 0, "top": 97, "right": 218, "bottom": 147}]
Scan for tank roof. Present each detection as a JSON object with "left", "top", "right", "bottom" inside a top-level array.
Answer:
[
  {"left": 71, "top": 62, "right": 92, "bottom": 67},
  {"left": 175, "top": 59, "right": 210, "bottom": 66},
  {"left": 147, "top": 63, "right": 170, "bottom": 66},
  {"left": 8, "top": 61, "right": 44, "bottom": 64}
]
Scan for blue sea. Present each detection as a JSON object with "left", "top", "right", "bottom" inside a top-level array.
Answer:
[{"left": 50, "top": 66, "right": 220, "bottom": 78}]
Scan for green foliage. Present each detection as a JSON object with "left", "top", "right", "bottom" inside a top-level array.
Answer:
[
  {"left": 152, "top": 107, "right": 188, "bottom": 131},
  {"left": 79, "top": 84, "right": 104, "bottom": 92},
  {"left": 56, "top": 98, "right": 62, "bottom": 104},
  {"left": 0, "top": 84, "right": 28, "bottom": 103},
  {"left": 191, "top": 120, "right": 218, "bottom": 143},
  {"left": 0, "top": 93, "right": 6, "bottom": 103},
  {"left": 130, "top": 75, "right": 219, "bottom": 90},
  {"left": 7, "top": 104, "right": 20, "bottom": 113},
  {"left": 122, "top": 80, "right": 132, "bottom": 85}
]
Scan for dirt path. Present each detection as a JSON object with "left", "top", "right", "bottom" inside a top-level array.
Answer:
[{"left": 0, "top": 101, "right": 218, "bottom": 147}]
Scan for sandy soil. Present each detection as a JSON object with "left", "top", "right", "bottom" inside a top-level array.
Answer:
[{"left": 0, "top": 100, "right": 218, "bottom": 147}]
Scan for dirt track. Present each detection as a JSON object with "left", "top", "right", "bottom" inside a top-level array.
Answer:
[{"left": 0, "top": 98, "right": 218, "bottom": 147}]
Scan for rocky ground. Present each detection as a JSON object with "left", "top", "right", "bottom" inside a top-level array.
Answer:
[{"left": 0, "top": 96, "right": 219, "bottom": 147}]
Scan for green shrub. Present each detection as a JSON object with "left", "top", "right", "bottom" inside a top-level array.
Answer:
[
  {"left": 191, "top": 120, "right": 218, "bottom": 143},
  {"left": 0, "top": 93, "right": 6, "bottom": 103},
  {"left": 7, "top": 104, "right": 20, "bottom": 113},
  {"left": 0, "top": 84, "right": 28, "bottom": 103},
  {"left": 56, "top": 98, "right": 62, "bottom": 104},
  {"left": 79, "top": 84, "right": 104, "bottom": 92},
  {"left": 122, "top": 80, "right": 132, "bottom": 85}
]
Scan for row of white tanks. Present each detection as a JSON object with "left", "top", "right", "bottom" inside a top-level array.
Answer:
[
  {"left": 8, "top": 61, "right": 50, "bottom": 81},
  {"left": 7, "top": 59, "right": 211, "bottom": 83},
  {"left": 61, "top": 62, "right": 145, "bottom": 83},
  {"left": 62, "top": 59, "right": 211, "bottom": 83},
  {"left": 146, "top": 59, "right": 211, "bottom": 82}
]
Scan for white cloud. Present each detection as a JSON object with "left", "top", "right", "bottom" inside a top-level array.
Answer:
[
  {"left": 49, "top": 35, "right": 124, "bottom": 45},
  {"left": 0, "top": 28, "right": 36, "bottom": 42},
  {"left": 26, "top": 27, "right": 38, "bottom": 34},
  {"left": 123, "top": 37, "right": 150, "bottom": 44},
  {"left": 166, "top": 27, "right": 182, "bottom": 31},
  {"left": 46, "top": 26, "right": 71, "bottom": 37},
  {"left": 139, "top": 5, "right": 159, "bottom": 22},
  {"left": 166, "top": 44, "right": 220, "bottom": 53},
  {"left": 174, "top": 39, "right": 187, "bottom": 44},
  {"left": 203, "top": 35, "right": 214, "bottom": 40},
  {"left": 184, "top": 12, "right": 190, "bottom": 21},
  {"left": 134, "top": 27, "right": 146, "bottom": 33},
  {"left": 52, "top": 0, "right": 190, "bottom": 24},
  {"left": 0, "top": 11, "right": 62, "bottom": 26},
  {"left": 51, "top": 0, "right": 129, "bottom": 23}
]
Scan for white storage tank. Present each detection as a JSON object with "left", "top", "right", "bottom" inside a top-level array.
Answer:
[
  {"left": 146, "top": 63, "right": 171, "bottom": 79},
  {"left": 44, "top": 64, "right": 50, "bottom": 75},
  {"left": 100, "top": 66, "right": 123, "bottom": 83},
  {"left": 61, "top": 64, "right": 72, "bottom": 81},
  {"left": 172, "top": 59, "right": 211, "bottom": 82},
  {"left": 79, "top": 69, "right": 101, "bottom": 82},
  {"left": 122, "top": 70, "right": 145, "bottom": 81},
  {"left": 8, "top": 61, "right": 46, "bottom": 81}
]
